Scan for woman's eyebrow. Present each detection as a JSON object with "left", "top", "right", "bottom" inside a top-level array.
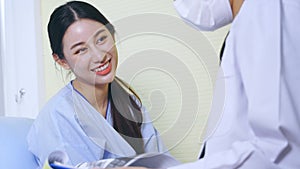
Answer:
[
  {"left": 92, "top": 29, "right": 106, "bottom": 38},
  {"left": 70, "top": 42, "right": 85, "bottom": 50},
  {"left": 70, "top": 29, "right": 106, "bottom": 50}
]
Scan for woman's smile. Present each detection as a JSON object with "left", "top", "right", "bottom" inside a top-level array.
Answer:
[{"left": 92, "top": 59, "right": 112, "bottom": 76}]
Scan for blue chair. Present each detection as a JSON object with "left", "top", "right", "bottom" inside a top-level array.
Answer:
[{"left": 0, "top": 117, "right": 38, "bottom": 169}]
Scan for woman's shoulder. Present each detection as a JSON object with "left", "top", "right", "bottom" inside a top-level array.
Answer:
[
  {"left": 39, "top": 83, "right": 75, "bottom": 117},
  {"left": 31, "top": 83, "right": 78, "bottom": 136}
]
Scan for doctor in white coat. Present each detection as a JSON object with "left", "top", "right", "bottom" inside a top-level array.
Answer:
[
  {"left": 111, "top": 0, "right": 300, "bottom": 169},
  {"left": 112, "top": 0, "right": 300, "bottom": 169},
  {"left": 168, "top": 0, "right": 300, "bottom": 168}
]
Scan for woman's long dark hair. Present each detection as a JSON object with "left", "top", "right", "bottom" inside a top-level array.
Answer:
[
  {"left": 110, "top": 77, "right": 144, "bottom": 154},
  {"left": 48, "top": 1, "right": 144, "bottom": 154}
]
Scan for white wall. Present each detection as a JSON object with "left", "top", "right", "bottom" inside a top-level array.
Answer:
[{"left": 41, "top": 0, "right": 230, "bottom": 163}]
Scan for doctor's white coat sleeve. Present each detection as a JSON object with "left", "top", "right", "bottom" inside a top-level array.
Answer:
[
  {"left": 173, "top": 0, "right": 233, "bottom": 31},
  {"left": 170, "top": 0, "right": 300, "bottom": 168}
]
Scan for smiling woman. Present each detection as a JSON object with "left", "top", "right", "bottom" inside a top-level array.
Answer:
[
  {"left": 41, "top": 0, "right": 230, "bottom": 164},
  {"left": 27, "top": 1, "right": 167, "bottom": 168}
]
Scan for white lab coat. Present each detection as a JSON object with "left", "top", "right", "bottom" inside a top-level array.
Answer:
[
  {"left": 173, "top": 0, "right": 233, "bottom": 31},
  {"left": 172, "top": 0, "right": 300, "bottom": 168}
]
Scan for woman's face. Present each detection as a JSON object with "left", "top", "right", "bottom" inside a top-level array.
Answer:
[{"left": 61, "top": 19, "right": 118, "bottom": 86}]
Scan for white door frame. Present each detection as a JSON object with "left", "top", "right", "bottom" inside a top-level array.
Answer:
[
  {"left": 0, "top": 0, "right": 4, "bottom": 116},
  {"left": 0, "top": 0, "right": 44, "bottom": 118}
]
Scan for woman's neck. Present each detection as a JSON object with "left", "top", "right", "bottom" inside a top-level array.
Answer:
[{"left": 72, "top": 79, "right": 109, "bottom": 117}]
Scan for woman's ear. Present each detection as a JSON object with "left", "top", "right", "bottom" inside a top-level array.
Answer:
[{"left": 52, "top": 53, "right": 70, "bottom": 70}]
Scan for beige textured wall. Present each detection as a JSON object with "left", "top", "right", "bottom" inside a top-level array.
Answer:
[{"left": 41, "top": 0, "right": 230, "bottom": 163}]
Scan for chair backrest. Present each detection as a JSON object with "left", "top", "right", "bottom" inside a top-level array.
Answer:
[{"left": 0, "top": 116, "right": 38, "bottom": 169}]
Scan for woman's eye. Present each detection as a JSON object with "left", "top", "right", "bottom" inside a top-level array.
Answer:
[
  {"left": 74, "top": 47, "right": 88, "bottom": 55},
  {"left": 96, "top": 35, "right": 107, "bottom": 44}
]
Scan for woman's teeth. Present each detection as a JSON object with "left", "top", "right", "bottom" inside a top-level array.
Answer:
[{"left": 95, "top": 62, "right": 109, "bottom": 72}]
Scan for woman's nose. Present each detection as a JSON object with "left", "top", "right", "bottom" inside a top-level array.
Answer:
[{"left": 90, "top": 47, "right": 107, "bottom": 62}]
